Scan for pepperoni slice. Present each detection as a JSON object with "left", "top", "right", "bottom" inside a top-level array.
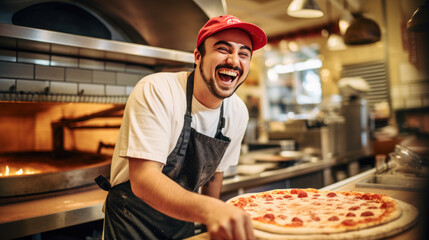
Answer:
[
  {"left": 362, "top": 193, "right": 371, "bottom": 200},
  {"left": 263, "top": 213, "right": 275, "bottom": 222},
  {"left": 283, "top": 195, "right": 293, "bottom": 199},
  {"left": 346, "top": 212, "right": 356, "bottom": 217},
  {"left": 348, "top": 206, "right": 360, "bottom": 211},
  {"left": 328, "top": 216, "right": 339, "bottom": 221},
  {"left": 380, "top": 202, "right": 390, "bottom": 209},
  {"left": 292, "top": 217, "right": 303, "bottom": 223},
  {"left": 278, "top": 214, "right": 287, "bottom": 220},
  {"left": 342, "top": 219, "right": 356, "bottom": 226},
  {"left": 291, "top": 189, "right": 300, "bottom": 194},
  {"left": 298, "top": 191, "right": 308, "bottom": 198},
  {"left": 372, "top": 194, "right": 382, "bottom": 200},
  {"left": 361, "top": 211, "right": 374, "bottom": 217},
  {"left": 368, "top": 206, "right": 378, "bottom": 209},
  {"left": 313, "top": 194, "right": 321, "bottom": 197},
  {"left": 327, "top": 192, "right": 337, "bottom": 198},
  {"left": 312, "top": 216, "right": 321, "bottom": 221}
]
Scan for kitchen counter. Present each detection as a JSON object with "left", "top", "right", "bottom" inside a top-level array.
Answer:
[
  {"left": 0, "top": 152, "right": 358, "bottom": 239},
  {"left": 188, "top": 168, "right": 426, "bottom": 240}
]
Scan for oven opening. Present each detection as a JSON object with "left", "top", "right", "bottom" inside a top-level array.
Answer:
[{"left": 0, "top": 102, "right": 124, "bottom": 197}]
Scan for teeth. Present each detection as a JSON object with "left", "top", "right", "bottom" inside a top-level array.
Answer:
[{"left": 219, "top": 70, "right": 238, "bottom": 77}]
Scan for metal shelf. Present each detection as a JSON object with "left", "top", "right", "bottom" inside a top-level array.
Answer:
[{"left": 0, "top": 23, "right": 194, "bottom": 68}]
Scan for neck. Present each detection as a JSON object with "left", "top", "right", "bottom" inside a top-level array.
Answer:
[{"left": 191, "top": 70, "right": 223, "bottom": 109}]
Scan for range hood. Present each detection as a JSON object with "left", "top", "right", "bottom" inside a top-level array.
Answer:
[{"left": 0, "top": 0, "right": 226, "bottom": 63}]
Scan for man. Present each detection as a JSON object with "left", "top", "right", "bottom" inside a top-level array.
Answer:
[{"left": 97, "top": 15, "right": 267, "bottom": 240}]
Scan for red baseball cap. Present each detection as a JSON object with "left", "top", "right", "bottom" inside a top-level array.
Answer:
[{"left": 196, "top": 15, "right": 267, "bottom": 51}]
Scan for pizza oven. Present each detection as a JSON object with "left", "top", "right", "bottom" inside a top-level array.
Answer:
[{"left": 0, "top": 102, "right": 124, "bottom": 198}]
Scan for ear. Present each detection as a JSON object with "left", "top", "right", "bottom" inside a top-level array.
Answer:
[{"left": 194, "top": 48, "right": 201, "bottom": 65}]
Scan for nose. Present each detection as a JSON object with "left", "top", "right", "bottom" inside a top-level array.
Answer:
[{"left": 226, "top": 53, "right": 239, "bottom": 66}]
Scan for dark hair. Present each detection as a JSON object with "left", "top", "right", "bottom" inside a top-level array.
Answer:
[{"left": 194, "top": 40, "right": 206, "bottom": 68}]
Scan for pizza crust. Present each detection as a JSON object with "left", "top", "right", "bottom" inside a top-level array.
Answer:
[{"left": 227, "top": 189, "right": 405, "bottom": 235}]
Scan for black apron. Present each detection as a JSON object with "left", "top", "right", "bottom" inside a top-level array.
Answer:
[{"left": 96, "top": 72, "right": 231, "bottom": 240}]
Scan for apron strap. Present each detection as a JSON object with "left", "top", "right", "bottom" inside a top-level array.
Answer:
[
  {"left": 178, "top": 71, "right": 195, "bottom": 156},
  {"left": 95, "top": 175, "right": 111, "bottom": 191}
]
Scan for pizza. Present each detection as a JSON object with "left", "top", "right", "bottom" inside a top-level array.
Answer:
[{"left": 227, "top": 188, "right": 402, "bottom": 234}]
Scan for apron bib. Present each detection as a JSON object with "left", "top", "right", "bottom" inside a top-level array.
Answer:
[{"left": 98, "top": 72, "right": 231, "bottom": 239}]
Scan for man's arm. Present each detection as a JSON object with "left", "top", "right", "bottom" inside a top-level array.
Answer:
[
  {"left": 128, "top": 158, "right": 254, "bottom": 240},
  {"left": 201, "top": 172, "right": 223, "bottom": 198}
]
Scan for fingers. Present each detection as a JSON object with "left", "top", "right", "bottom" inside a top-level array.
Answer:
[
  {"left": 232, "top": 214, "right": 246, "bottom": 240},
  {"left": 244, "top": 214, "right": 255, "bottom": 240},
  {"left": 208, "top": 209, "right": 254, "bottom": 240},
  {"left": 209, "top": 223, "right": 233, "bottom": 240}
]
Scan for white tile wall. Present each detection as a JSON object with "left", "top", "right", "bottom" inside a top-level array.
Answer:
[
  {"left": 0, "top": 47, "right": 157, "bottom": 103},
  {"left": 106, "top": 62, "right": 126, "bottom": 72},
  {"left": 35, "top": 65, "right": 65, "bottom": 81},
  {"left": 126, "top": 86, "right": 134, "bottom": 95},
  {"left": 66, "top": 68, "right": 92, "bottom": 82},
  {"left": 51, "top": 55, "right": 78, "bottom": 68},
  {"left": 106, "top": 85, "right": 126, "bottom": 95},
  {"left": 16, "top": 79, "right": 49, "bottom": 92},
  {"left": 79, "top": 83, "right": 105, "bottom": 95},
  {"left": 18, "top": 52, "right": 50, "bottom": 66},
  {"left": 0, "top": 61, "right": 34, "bottom": 79},
  {"left": 93, "top": 71, "right": 115, "bottom": 84},
  {"left": 117, "top": 72, "right": 142, "bottom": 86},
  {"left": 405, "top": 98, "right": 422, "bottom": 109},
  {"left": 392, "top": 99, "right": 404, "bottom": 109},
  {"left": 0, "top": 49, "right": 16, "bottom": 62},
  {"left": 0, "top": 78, "right": 16, "bottom": 91},
  {"left": 79, "top": 59, "right": 104, "bottom": 70},
  {"left": 50, "top": 81, "right": 78, "bottom": 94},
  {"left": 125, "top": 64, "right": 154, "bottom": 74}
]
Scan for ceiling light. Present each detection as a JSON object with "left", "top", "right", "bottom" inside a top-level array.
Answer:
[
  {"left": 344, "top": 13, "right": 381, "bottom": 45},
  {"left": 407, "top": 0, "right": 429, "bottom": 32},
  {"left": 287, "top": 0, "right": 324, "bottom": 18},
  {"left": 327, "top": 33, "right": 347, "bottom": 51},
  {"left": 339, "top": 19, "right": 350, "bottom": 35}
]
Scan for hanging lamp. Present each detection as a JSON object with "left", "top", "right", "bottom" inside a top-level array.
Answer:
[
  {"left": 287, "top": 0, "right": 324, "bottom": 18},
  {"left": 407, "top": 0, "right": 429, "bottom": 32},
  {"left": 344, "top": 13, "right": 381, "bottom": 45}
]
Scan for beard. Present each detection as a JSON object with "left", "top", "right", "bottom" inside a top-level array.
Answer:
[{"left": 199, "top": 58, "right": 246, "bottom": 100}]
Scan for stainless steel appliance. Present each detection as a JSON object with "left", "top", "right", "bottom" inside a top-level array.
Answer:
[{"left": 268, "top": 98, "right": 372, "bottom": 162}]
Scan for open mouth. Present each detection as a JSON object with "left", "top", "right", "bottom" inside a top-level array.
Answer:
[{"left": 218, "top": 69, "right": 238, "bottom": 83}]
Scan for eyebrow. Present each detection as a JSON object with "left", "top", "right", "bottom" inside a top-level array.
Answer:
[{"left": 214, "top": 40, "right": 252, "bottom": 53}]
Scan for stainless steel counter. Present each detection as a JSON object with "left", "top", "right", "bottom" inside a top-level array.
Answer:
[
  {"left": 222, "top": 159, "right": 335, "bottom": 192},
  {"left": 0, "top": 155, "right": 349, "bottom": 239}
]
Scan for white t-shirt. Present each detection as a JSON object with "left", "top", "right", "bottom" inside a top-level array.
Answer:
[{"left": 110, "top": 71, "right": 249, "bottom": 187}]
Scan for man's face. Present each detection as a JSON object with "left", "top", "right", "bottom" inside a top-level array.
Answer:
[{"left": 197, "top": 29, "right": 253, "bottom": 100}]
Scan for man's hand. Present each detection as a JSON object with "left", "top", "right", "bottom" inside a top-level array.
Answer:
[{"left": 205, "top": 202, "right": 255, "bottom": 240}]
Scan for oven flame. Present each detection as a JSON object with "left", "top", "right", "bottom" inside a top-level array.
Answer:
[{"left": 0, "top": 165, "right": 40, "bottom": 177}]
